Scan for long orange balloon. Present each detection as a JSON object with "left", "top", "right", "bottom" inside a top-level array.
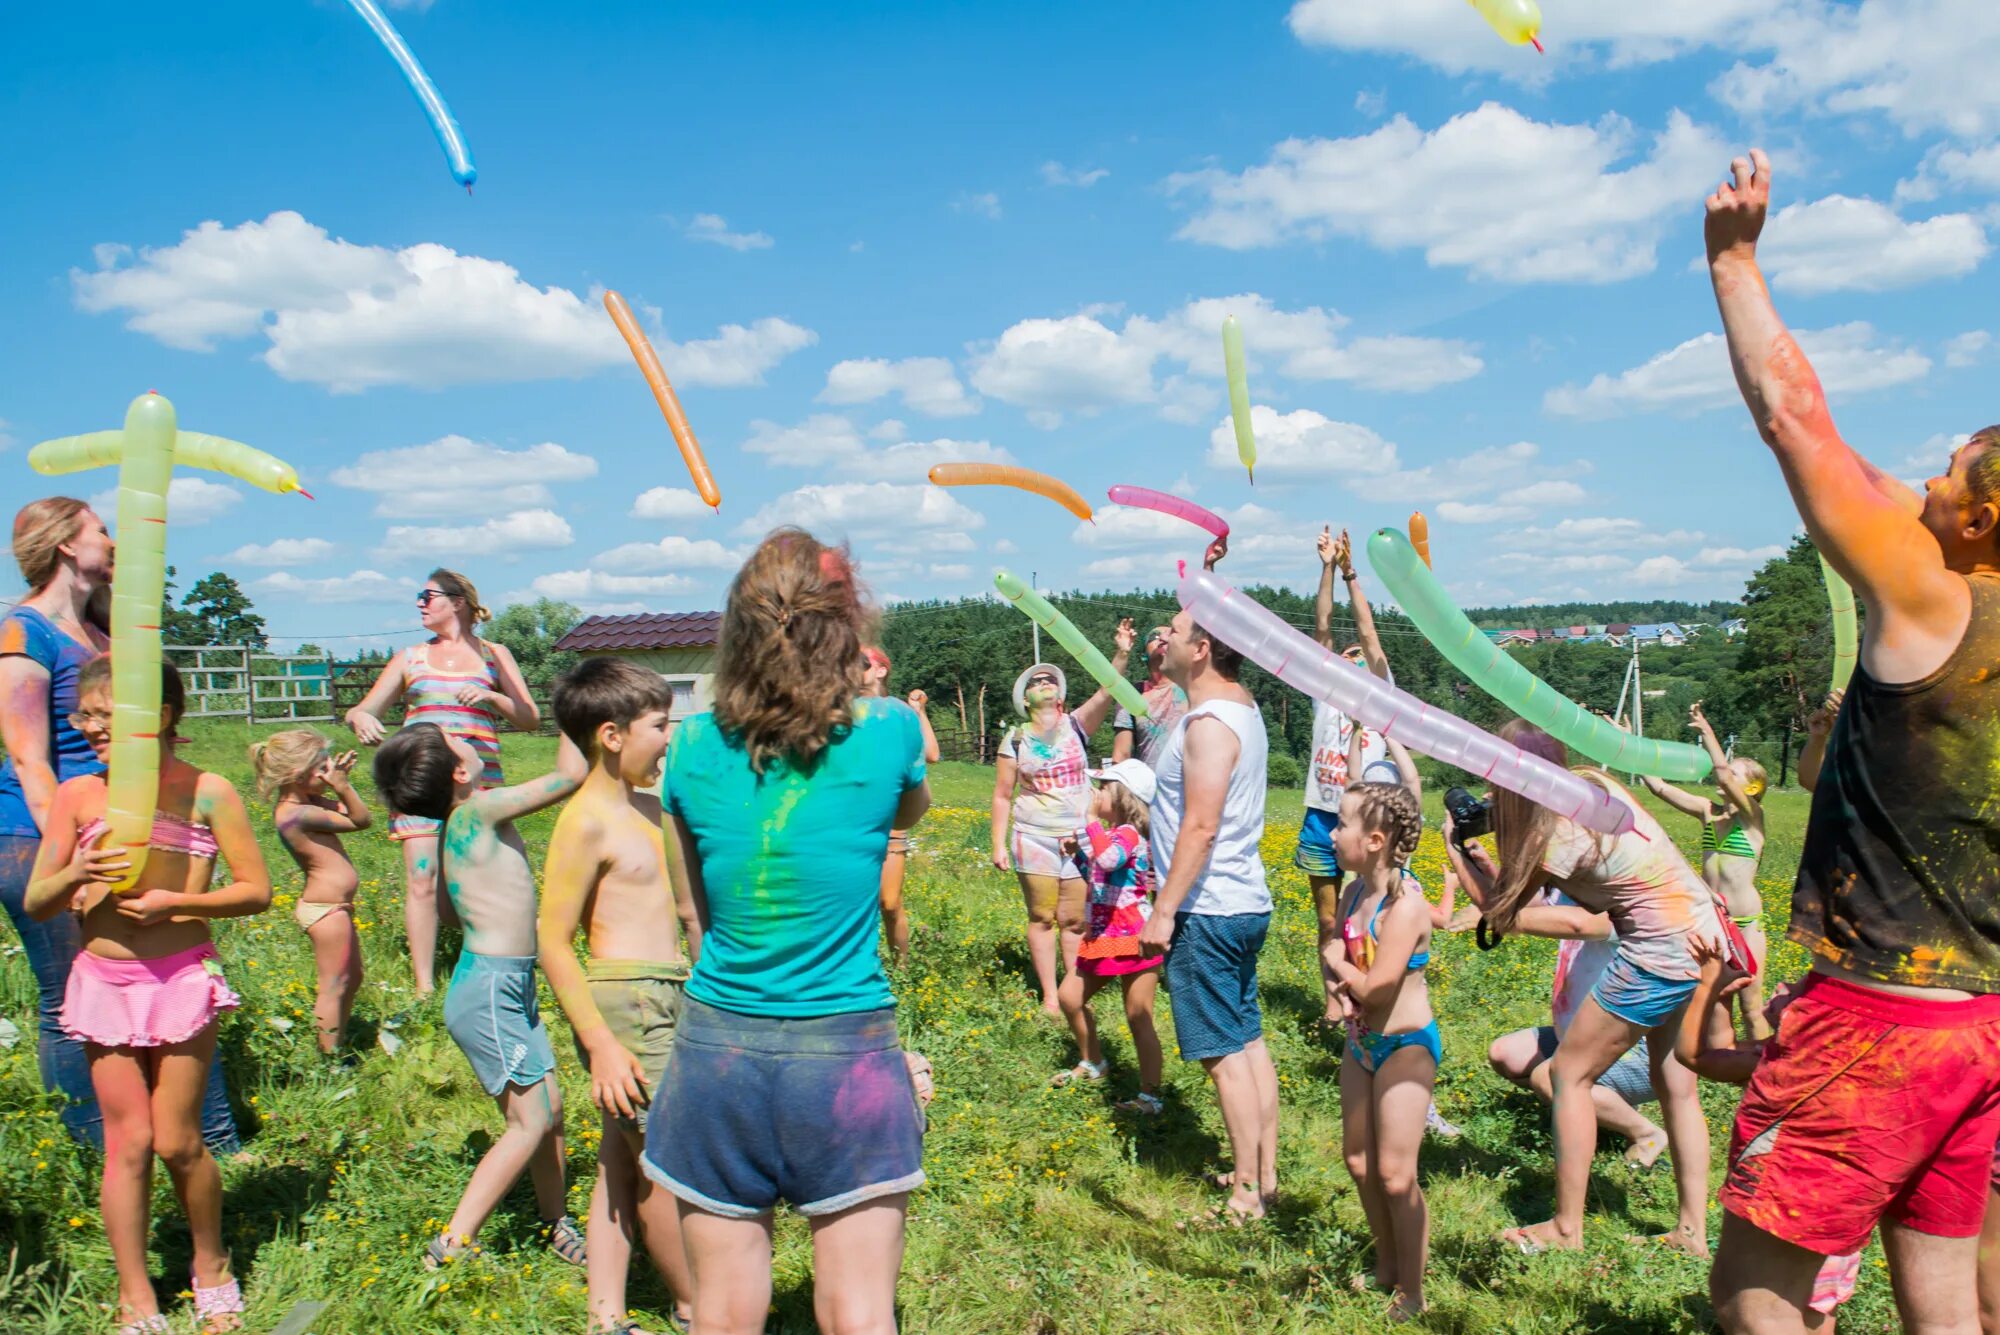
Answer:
[
  {"left": 928, "top": 463, "right": 1094, "bottom": 523},
  {"left": 604, "top": 290, "right": 720, "bottom": 510},
  {"left": 1409, "top": 511, "right": 1433, "bottom": 568}
]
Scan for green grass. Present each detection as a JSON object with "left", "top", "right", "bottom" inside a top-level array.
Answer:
[{"left": 0, "top": 726, "right": 1896, "bottom": 1333}]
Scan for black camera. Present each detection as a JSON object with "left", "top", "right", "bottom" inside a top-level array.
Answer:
[{"left": 1443, "top": 785, "right": 1492, "bottom": 844}]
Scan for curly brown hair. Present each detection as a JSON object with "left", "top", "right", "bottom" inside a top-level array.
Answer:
[
  {"left": 1343, "top": 781, "right": 1422, "bottom": 870},
  {"left": 712, "top": 528, "right": 875, "bottom": 774}
]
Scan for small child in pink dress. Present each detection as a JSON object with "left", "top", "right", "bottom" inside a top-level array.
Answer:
[{"left": 1049, "top": 761, "right": 1166, "bottom": 1114}]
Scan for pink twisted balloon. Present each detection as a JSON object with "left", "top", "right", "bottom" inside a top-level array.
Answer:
[{"left": 1107, "top": 485, "right": 1230, "bottom": 539}]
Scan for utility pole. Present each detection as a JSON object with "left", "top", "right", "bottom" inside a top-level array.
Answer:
[{"left": 1030, "top": 570, "right": 1041, "bottom": 664}]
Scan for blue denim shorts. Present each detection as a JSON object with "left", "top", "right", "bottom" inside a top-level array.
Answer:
[
  {"left": 642, "top": 997, "right": 926, "bottom": 1218},
  {"left": 1590, "top": 952, "right": 1698, "bottom": 1030},
  {"left": 1293, "top": 807, "right": 1341, "bottom": 879},
  {"left": 443, "top": 951, "right": 556, "bottom": 1096},
  {"left": 1164, "top": 911, "right": 1271, "bottom": 1062}
]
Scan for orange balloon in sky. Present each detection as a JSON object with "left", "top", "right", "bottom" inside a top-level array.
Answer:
[
  {"left": 1409, "top": 511, "right": 1433, "bottom": 569},
  {"left": 604, "top": 290, "right": 720, "bottom": 510},
  {"left": 927, "top": 463, "right": 1094, "bottom": 523}
]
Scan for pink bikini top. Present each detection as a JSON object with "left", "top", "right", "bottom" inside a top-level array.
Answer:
[{"left": 79, "top": 811, "right": 219, "bottom": 860}]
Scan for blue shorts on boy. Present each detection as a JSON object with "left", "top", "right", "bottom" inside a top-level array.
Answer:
[
  {"left": 444, "top": 951, "right": 556, "bottom": 1095},
  {"left": 642, "top": 997, "right": 926, "bottom": 1217},
  {"left": 1293, "top": 807, "right": 1341, "bottom": 879}
]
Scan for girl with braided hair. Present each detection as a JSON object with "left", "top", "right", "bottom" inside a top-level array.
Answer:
[{"left": 1328, "top": 780, "right": 1435, "bottom": 1320}]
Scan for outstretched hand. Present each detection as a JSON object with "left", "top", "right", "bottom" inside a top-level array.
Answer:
[
  {"left": 1705, "top": 149, "right": 1772, "bottom": 265},
  {"left": 1203, "top": 533, "right": 1229, "bottom": 572},
  {"left": 1806, "top": 688, "right": 1844, "bottom": 738},
  {"left": 1690, "top": 934, "right": 1750, "bottom": 996},
  {"left": 1112, "top": 617, "right": 1137, "bottom": 654},
  {"left": 1333, "top": 529, "right": 1355, "bottom": 578},
  {"left": 1317, "top": 526, "right": 1336, "bottom": 568}
]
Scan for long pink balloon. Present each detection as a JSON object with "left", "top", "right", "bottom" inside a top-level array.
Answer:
[
  {"left": 1107, "top": 485, "right": 1230, "bottom": 539},
  {"left": 1176, "top": 567, "right": 1636, "bottom": 836}
]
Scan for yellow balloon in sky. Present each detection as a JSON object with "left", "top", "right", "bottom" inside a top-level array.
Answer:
[
  {"left": 28, "top": 393, "right": 305, "bottom": 891},
  {"left": 1468, "top": 0, "right": 1543, "bottom": 50}
]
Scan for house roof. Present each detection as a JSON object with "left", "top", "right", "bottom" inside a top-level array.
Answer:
[{"left": 554, "top": 612, "right": 724, "bottom": 653}]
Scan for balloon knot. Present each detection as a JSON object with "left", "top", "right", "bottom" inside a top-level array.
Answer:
[
  {"left": 1531, "top": 36, "right": 1544, "bottom": 52},
  {"left": 1177, "top": 560, "right": 1187, "bottom": 579},
  {"left": 295, "top": 488, "right": 316, "bottom": 501}
]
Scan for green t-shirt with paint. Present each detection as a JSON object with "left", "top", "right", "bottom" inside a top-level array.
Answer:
[{"left": 666, "top": 697, "right": 926, "bottom": 1018}]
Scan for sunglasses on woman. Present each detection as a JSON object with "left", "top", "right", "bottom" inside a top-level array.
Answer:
[
  {"left": 67, "top": 710, "right": 113, "bottom": 731},
  {"left": 416, "top": 590, "right": 457, "bottom": 607}
]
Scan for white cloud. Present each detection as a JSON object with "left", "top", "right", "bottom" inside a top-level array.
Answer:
[
  {"left": 1284, "top": 335, "right": 1485, "bottom": 392},
  {"left": 330, "top": 436, "right": 598, "bottom": 517},
  {"left": 1693, "top": 544, "right": 1787, "bottom": 567},
  {"left": 1545, "top": 323, "right": 1932, "bottom": 419},
  {"left": 1168, "top": 104, "right": 1726, "bottom": 283},
  {"left": 91, "top": 476, "right": 240, "bottom": 527},
  {"left": 966, "top": 315, "right": 1156, "bottom": 418},
  {"left": 1629, "top": 555, "right": 1698, "bottom": 587},
  {"left": 589, "top": 536, "right": 742, "bottom": 573},
  {"left": 630, "top": 486, "right": 714, "bottom": 520},
  {"left": 1205, "top": 407, "right": 1400, "bottom": 479},
  {"left": 1351, "top": 440, "right": 1587, "bottom": 508},
  {"left": 878, "top": 532, "right": 978, "bottom": 556},
  {"left": 252, "top": 570, "right": 407, "bottom": 604},
  {"left": 992, "top": 538, "right": 1019, "bottom": 554},
  {"left": 682, "top": 213, "right": 774, "bottom": 251},
  {"left": 220, "top": 537, "right": 337, "bottom": 567},
  {"left": 72, "top": 212, "right": 815, "bottom": 392},
  {"left": 1041, "top": 162, "right": 1110, "bottom": 188},
  {"left": 928, "top": 563, "right": 972, "bottom": 580},
  {"left": 742, "top": 415, "right": 868, "bottom": 468},
  {"left": 819, "top": 357, "right": 981, "bottom": 417},
  {"left": 378, "top": 509, "right": 574, "bottom": 560},
  {"left": 742, "top": 414, "right": 1013, "bottom": 480},
  {"left": 1946, "top": 331, "right": 1994, "bottom": 368},
  {"left": 1900, "top": 143, "right": 2000, "bottom": 202},
  {"left": 1759, "top": 196, "right": 1988, "bottom": 294},
  {"left": 1435, "top": 479, "right": 1589, "bottom": 524},
  {"left": 1496, "top": 517, "right": 1706, "bottom": 552},
  {"left": 524, "top": 570, "right": 696, "bottom": 603},
  {"left": 1286, "top": 0, "right": 1768, "bottom": 74},
  {"left": 841, "top": 438, "right": 1016, "bottom": 483},
  {"left": 953, "top": 192, "right": 1003, "bottom": 219},
  {"left": 736, "top": 482, "right": 988, "bottom": 541}
]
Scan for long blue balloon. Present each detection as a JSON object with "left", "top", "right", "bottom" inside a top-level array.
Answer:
[{"left": 347, "top": 0, "right": 477, "bottom": 189}]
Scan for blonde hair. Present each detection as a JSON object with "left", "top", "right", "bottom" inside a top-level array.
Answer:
[
  {"left": 428, "top": 568, "right": 492, "bottom": 626},
  {"left": 249, "top": 728, "right": 330, "bottom": 800},
  {"left": 1734, "top": 756, "right": 1769, "bottom": 802},
  {"left": 712, "top": 528, "right": 872, "bottom": 775},
  {"left": 1344, "top": 782, "right": 1422, "bottom": 870},
  {"left": 13, "top": 497, "right": 89, "bottom": 592},
  {"left": 1099, "top": 779, "right": 1151, "bottom": 839}
]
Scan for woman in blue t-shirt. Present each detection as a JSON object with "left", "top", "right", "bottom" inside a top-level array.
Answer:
[
  {"left": 644, "top": 528, "right": 931, "bottom": 1333},
  {"left": 0, "top": 497, "right": 239, "bottom": 1152}
]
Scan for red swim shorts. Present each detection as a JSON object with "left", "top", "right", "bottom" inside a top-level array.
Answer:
[{"left": 1720, "top": 973, "right": 2000, "bottom": 1257}]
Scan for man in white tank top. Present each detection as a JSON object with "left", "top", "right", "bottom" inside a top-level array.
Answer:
[{"left": 1140, "top": 607, "right": 1278, "bottom": 1224}]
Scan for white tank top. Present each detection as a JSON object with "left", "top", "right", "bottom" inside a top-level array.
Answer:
[
  {"left": 1304, "top": 660, "right": 1395, "bottom": 814},
  {"left": 1150, "top": 698, "right": 1271, "bottom": 917}
]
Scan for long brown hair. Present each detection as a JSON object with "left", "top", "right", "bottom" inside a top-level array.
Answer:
[
  {"left": 1483, "top": 719, "right": 1613, "bottom": 935},
  {"left": 712, "top": 528, "right": 872, "bottom": 774},
  {"left": 12, "top": 497, "right": 89, "bottom": 593}
]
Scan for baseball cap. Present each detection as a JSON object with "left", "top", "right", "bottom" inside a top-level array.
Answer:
[{"left": 1089, "top": 758, "right": 1157, "bottom": 807}]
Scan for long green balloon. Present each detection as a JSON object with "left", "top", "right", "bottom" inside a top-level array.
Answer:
[
  {"left": 29, "top": 394, "right": 304, "bottom": 891},
  {"left": 1367, "top": 528, "right": 1713, "bottom": 781},
  {"left": 994, "top": 571, "right": 1148, "bottom": 721},
  {"left": 1221, "top": 315, "right": 1256, "bottom": 483},
  {"left": 1819, "top": 553, "right": 1857, "bottom": 693}
]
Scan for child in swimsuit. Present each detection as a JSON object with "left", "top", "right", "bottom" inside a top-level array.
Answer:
[
  {"left": 1327, "top": 780, "right": 1434, "bottom": 1321},
  {"left": 1048, "top": 759, "right": 1166, "bottom": 1115},
  {"left": 1641, "top": 701, "right": 1770, "bottom": 1037},
  {"left": 253, "top": 729, "right": 372, "bottom": 1056},
  {"left": 24, "top": 657, "right": 271, "bottom": 1335},
  {"left": 1677, "top": 939, "right": 1860, "bottom": 1332}
]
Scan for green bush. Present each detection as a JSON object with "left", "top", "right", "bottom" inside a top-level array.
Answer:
[{"left": 1266, "top": 749, "right": 1304, "bottom": 787}]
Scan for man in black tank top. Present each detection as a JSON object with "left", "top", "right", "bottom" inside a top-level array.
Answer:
[{"left": 1704, "top": 150, "right": 2000, "bottom": 1334}]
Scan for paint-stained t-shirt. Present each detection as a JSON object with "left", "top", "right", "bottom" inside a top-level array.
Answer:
[
  {"left": 1795, "top": 573, "right": 2000, "bottom": 991},
  {"left": 667, "top": 697, "right": 926, "bottom": 1018}
]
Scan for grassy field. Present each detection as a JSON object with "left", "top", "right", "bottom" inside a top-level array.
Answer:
[{"left": 0, "top": 722, "right": 1896, "bottom": 1333}]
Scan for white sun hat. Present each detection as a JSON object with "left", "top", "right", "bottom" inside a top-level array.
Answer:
[{"left": 1012, "top": 663, "right": 1068, "bottom": 715}]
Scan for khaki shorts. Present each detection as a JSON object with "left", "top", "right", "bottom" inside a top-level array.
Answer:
[{"left": 577, "top": 959, "right": 690, "bottom": 1097}]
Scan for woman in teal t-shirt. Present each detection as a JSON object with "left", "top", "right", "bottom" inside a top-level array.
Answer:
[{"left": 644, "top": 528, "right": 931, "bottom": 1332}]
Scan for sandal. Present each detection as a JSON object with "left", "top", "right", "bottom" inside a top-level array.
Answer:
[
  {"left": 423, "top": 1230, "right": 474, "bottom": 1270},
  {"left": 116, "top": 1317, "right": 172, "bottom": 1335},
  {"left": 542, "top": 1213, "right": 587, "bottom": 1267},
  {"left": 1048, "top": 1059, "right": 1106, "bottom": 1089},
  {"left": 191, "top": 1269, "right": 245, "bottom": 1334},
  {"left": 1114, "top": 1091, "right": 1164, "bottom": 1115}
]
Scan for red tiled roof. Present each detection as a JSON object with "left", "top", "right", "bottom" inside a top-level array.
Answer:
[{"left": 555, "top": 612, "right": 723, "bottom": 652}]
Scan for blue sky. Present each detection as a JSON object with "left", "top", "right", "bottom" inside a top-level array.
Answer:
[{"left": 5, "top": 0, "right": 1996, "bottom": 649}]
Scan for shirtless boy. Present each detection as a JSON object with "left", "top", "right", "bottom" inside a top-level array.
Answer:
[
  {"left": 372, "top": 723, "right": 588, "bottom": 1271},
  {"left": 539, "top": 659, "right": 701, "bottom": 1335}
]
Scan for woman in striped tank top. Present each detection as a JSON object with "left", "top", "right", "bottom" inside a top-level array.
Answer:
[{"left": 345, "top": 570, "right": 538, "bottom": 995}]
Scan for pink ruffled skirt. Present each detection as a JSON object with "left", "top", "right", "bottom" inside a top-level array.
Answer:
[{"left": 61, "top": 943, "right": 240, "bottom": 1048}]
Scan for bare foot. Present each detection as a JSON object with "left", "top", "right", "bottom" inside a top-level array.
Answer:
[
  {"left": 1623, "top": 1129, "right": 1669, "bottom": 1168},
  {"left": 1389, "top": 1292, "right": 1427, "bottom": 1323},
  {"left": 1633, "top": 1224, "right": 1711, "bottom": 1260},
  {"left": 1499, "top": 1220, "right": 1581, "bottom": 1254}
]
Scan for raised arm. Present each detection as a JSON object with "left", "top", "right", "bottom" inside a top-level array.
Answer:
[
  {"left": 470, "top": 734, "right": 588, "bottom": 826},
  {"left": 0, "top": 657, "right": 58, "bottom": 832},
  {"left": 1706, "top": 150, "right": 1967, "bottom": 675},
  {"left": 1336, "top": 529, "right": 1391, "bottom": 680},
  {"left": 1385, "top": 735, "right": 1420, "bottom": 801},
  {"left": 1676, "top": 940, "right": 1761, "bottom": 1084},
  {"left": 907, "top": 691, "right": 942, "bottom": 764},
  {"left": 285, "top": 752, "right": 373, "bottom": 835},
  {"left": 1640, "top": 772, "right": 1713, "bottom": 819},
  {"left": 1313, "top": 526, "right": 1339, "bottom": 650},
  {"left": 1071, "top": 618, "right": 1134, "bottom": 736},
  {"left": 1689, "top": 702, "right": 1758, "bottom": 820},
  {"left": 1798, "top": 689, "right": 1843, "bottom": 793}
]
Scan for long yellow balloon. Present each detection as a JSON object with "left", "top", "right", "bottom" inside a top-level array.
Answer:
[
  {"left": 28, "top": 393, "right": 304, "bottom": 891},
  {"left": 927, "top": 463, "right": 1094, "bottom": 523}
]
